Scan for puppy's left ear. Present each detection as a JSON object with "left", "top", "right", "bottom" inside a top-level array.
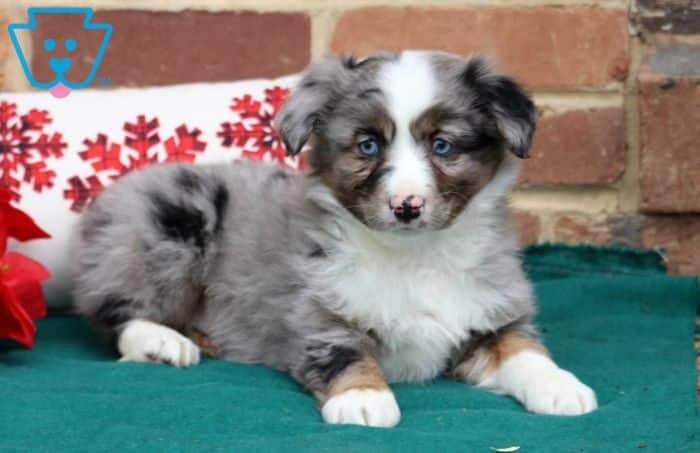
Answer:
[
  {"left": 275, "top": 55, "right": 349, "bottom": 156},
  {"left": 462, "top": 57, "right": 537, "bottom": 158}
]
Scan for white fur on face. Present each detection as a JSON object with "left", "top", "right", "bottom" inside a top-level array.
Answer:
[
  {"left": 478, "top": 350, "right": 598, "bottom": 415},
  {"left": 118, "top": 319, "right": 201, "bottom": 367},
  {"left": 378, "top": 51, "right": 437, "bottom": 217},
  {"left": 321, "top": 388, "right": 400, "bottom": 428}
]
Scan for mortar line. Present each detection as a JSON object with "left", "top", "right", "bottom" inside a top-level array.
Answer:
[
  {"left": 617, "top": 30, "right": 644, "bottom": 213},
  {"left": 309, "top": 7, "right": 340, "bottom": 61}
]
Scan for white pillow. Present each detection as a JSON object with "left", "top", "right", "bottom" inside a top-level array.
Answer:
[{"left": 1, "top": 74, "right": 301, "bottom": 307}]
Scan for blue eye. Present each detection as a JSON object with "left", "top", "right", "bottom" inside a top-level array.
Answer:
[
  {"left": 43, "top": 38, "right": 56, "bottom": 51},
  {"left": 358, "top": 138, "right": 380, "bottom": 156},
  {"left": 432, "top": 138, "right": 452, "bottom": 156}
]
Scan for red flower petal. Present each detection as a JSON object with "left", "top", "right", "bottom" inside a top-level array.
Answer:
[
  {"left": 0, "top": 187, "right": 13, "bottom": 204},
  {"left": 9, "top": 280, "right": 47, "bottom": 320},
  {"left": 1, "top": 252, "right": 50, "bottom": 320},
  {"left": 0, "top": 185, "right": 50, "bottom": 242},
  {"left": 0, "top": 284, "right": 36, "bottom": 348},
  {"left": 2, "top": 252, "right": 51, "bottom": 283},
  {"left": 0, "top": 221, "right": 6, "bottom": 256},
  {"left": 1, "top": 204, "right": 51, "bottom": 242}
]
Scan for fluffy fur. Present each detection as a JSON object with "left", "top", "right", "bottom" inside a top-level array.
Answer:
[{"left": 73, "top": 51, "right": 596, "bottom": 428}]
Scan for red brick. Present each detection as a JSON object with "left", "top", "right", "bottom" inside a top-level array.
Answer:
[
  {"left": 520, "top": 108, "right": 626, "bottom": 185},
  {"left": 554, "top": 214, "right": 613, "bottom": 245},
  {"left": 639, "top": 74, "right": 700, "bottom": 212},
  {"left": 553, "top": 213, "right": 643, "bottom": 247},
  {"left": 331, "top": 6, "right": 629, "bottom": 89},
  {"left": 30, "top": 10, "right": 310, "bottom": 87},
  {"left": 642, "top": 216, "right": 700, "bottom": 275},
  {"left": 513, "top": 211, "right": 541, "bottom": 245}
]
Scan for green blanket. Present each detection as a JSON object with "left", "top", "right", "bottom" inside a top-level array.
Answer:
[{"left": 1, "top": 245, "right": 698, "bottom": 452}]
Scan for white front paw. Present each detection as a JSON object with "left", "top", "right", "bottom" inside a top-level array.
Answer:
[
  {"left": 522, "top": 367, "right": 598, "bottom": 415},
  {"left": 481, "top": 351, "right": 598, "bottom": 416},
  {"left": 118, "top": 320, "right": 201, "bottom": 368},
  {"left": 321, "top": 389, "right": 401, "bottom": 428}
]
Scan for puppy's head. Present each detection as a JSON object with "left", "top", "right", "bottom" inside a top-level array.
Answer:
[{"left": 276, "top": 51, "right": 536, "bottom": 231}]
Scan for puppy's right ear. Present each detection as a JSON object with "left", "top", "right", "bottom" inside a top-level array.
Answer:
[
  {"left": 461, "top": 56, "right": 537, "bottom": 159},
  {"left": 275, "top": 55, "right": 348, "bottom": 156}
]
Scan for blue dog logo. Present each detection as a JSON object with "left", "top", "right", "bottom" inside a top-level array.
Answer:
[{"left": 8, "top": 7, "right": 112, "bottom": 98}]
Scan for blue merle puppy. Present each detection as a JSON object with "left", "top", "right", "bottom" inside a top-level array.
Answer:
[{"left": 73, "top": 51, "right": 597, "bottom": 428}]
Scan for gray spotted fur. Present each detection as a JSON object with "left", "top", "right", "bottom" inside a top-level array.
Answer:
[{"left": 73, "top": 161, "right": 378, "bottom": 389}]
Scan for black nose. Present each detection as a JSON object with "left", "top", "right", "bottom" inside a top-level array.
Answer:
[{"left": 393, "top": 197, "right": 422, "bottom": 223}]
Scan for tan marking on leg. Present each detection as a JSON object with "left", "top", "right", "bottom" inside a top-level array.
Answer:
[
  {"left": 321, "top": 354, "right": 389, "bottom": 404},
  {"left": 187, "top": 328, "right": 218, "bottom": 358},
  {"left": 490, "top": 333, "right": 549, "bottom": 369},
  {"left": 453, "top": 331, "right": 548, "bottom": 384}
]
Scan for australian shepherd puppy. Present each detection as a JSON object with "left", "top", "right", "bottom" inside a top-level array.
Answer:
[{"left": 73, "top": 51, "right": 597, "bottom": 427}]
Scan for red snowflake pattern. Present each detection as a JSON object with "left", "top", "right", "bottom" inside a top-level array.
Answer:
[
  {"left": 64, "top": 115, "right": 207, "bottom": 212},
  {"left": 0, "top": 101, "right": 67, "bottom": 201},
  {"left": 218, "top": 86, "right": 302, "bottom": 167}
]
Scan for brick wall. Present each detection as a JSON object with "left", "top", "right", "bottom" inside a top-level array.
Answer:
[{"left": 1, "top": 0, "right": 698, "bottom": 275}]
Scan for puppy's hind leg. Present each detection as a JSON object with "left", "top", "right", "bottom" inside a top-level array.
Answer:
[
  {"left": 74, "top": 165, "right": 229, "bottom": 368},
  {"left": 80, "top": 271, "right": 203, "bottom": 368},
  {"left": 118, "top": 319, "right": 200, "bottom": 367},
  {"left": 87, "top": 291, "right": 202, "bottom": 368}
]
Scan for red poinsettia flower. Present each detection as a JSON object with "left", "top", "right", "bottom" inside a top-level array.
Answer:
[{"left": 0, "top": 187, "right": 51, "bottom": 348}]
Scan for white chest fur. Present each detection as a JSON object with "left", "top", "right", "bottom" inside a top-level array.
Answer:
[
  {"left": 340, "top": 251, "right": 499, "bottom": 381},
  {"left": 311, "top": 218, "right": 512, "bottom": 383}
]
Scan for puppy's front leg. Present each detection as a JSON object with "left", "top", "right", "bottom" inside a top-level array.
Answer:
[
  {"left": 454, "top": 327, "right": 597, "bottom": 415},
  {"left": 296, "top": 343, "right": 400, "bottom": 428}
]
